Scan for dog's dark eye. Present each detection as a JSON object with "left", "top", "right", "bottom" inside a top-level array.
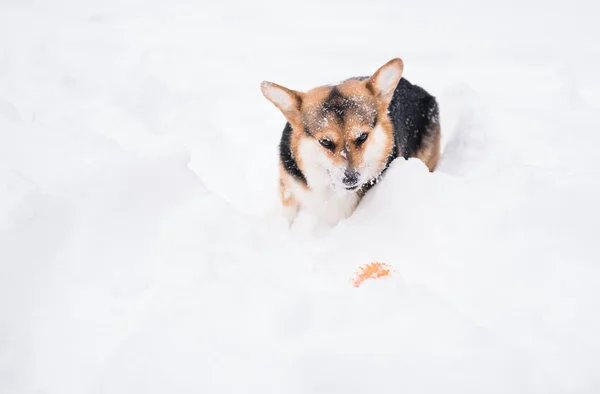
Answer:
[
  {"left": 355, "top": 132, "right": 369, "bottom": 145},
  {"left": 319, "top": 139, "right": 335, "bottom": 150}
]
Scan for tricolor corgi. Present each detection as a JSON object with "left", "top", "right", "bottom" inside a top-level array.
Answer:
[{"left": 261, "top": 58, "right": 440, "bottom": 225}]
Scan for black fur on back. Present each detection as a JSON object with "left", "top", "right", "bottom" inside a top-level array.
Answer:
[
  {"left": 388, "top": 78, "right": 439, "bottom": 160},
  {"left": 278, "top": 76, "right": 439, "bottom": 192}
]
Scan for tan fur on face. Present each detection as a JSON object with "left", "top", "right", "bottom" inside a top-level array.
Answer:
[{"left": 298, "top": 79, "right": 393, "bottom": 172}]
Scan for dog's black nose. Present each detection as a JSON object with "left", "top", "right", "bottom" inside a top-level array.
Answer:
[{"left": 343, "top": 169, "right": 359, "bottom": 187}]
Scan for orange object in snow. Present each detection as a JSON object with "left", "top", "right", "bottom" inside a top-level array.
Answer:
[{"left": 351, "top": 262, "right": 394, "bottom": 287}]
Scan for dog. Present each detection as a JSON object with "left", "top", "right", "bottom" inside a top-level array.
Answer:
[{"left": 260, "top": 58, "right": 440, "bottom": 225}]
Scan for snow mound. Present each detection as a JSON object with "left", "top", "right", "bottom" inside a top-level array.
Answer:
[{"left": 1, "top": 1, "right": 600, "bottom": 393}]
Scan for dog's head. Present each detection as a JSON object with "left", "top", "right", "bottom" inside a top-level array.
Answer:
[{"left": 261, "top": 58, "right": 403, "bottom": 192}]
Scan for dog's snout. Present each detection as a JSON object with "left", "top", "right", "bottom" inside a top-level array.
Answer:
[{"left": 342, "top": 169, "right": 359, "bottom": 187}]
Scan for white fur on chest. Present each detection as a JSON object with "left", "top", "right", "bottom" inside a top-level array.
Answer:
[
  {"left": 288, "top": 179, "right": 360, "bottom": 225},
  {"left": 283, "top": 138, "right": 364, "bottom": 225}
]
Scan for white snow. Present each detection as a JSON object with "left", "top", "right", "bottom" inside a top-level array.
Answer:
[{"left": 2, "top": 0, "right": 600, "bottom": 393}]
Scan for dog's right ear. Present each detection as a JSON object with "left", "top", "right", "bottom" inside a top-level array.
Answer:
[
  {"left": 366, "top": 58, "right": 404, "bottom": 104},
  {"left": 260, "top": 81, "right": 303, "bottom": 121}
]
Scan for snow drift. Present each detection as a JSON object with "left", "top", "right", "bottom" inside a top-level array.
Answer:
[{"left": 1, "top": 0, "right": 600, "bottom": 393}]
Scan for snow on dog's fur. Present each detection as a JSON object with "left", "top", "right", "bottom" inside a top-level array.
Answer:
[{"left": 261, "top": 58, "right": 441, "bottom": 225}]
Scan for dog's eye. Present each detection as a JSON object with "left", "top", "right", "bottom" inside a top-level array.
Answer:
[
  {"left": 319, "top": 139, "right": 335, "bottom": 150},
  {"left": 355, "top": 132, "right": 369, "bottom": 145}
]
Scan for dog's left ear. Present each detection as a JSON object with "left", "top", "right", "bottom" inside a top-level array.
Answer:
[
  {"left": 366, "top": 58, "right": 404, "bottom": 103},
  {"left": 260, "top": 81, "right": 303, "bottom": 122}
]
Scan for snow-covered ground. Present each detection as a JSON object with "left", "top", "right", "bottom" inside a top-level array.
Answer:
[{"left": 2, "top": 0, "right": 600, "bottom": 393}]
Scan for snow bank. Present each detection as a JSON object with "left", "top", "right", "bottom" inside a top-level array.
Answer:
[{"left": 1, "top": 0, "right": 600, "bottom": 393}]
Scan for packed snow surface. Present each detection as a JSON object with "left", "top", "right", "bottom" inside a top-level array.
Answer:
[{"left": 2, "top": 0, "right": 600, "bottom": 393}]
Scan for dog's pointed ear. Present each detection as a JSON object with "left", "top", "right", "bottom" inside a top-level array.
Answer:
[
  {"left": 366, "top": 58, "right": 404, "bottom": 103},
  {"left": 261, "top": 81, "right": 303, "bottom": 121}
]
